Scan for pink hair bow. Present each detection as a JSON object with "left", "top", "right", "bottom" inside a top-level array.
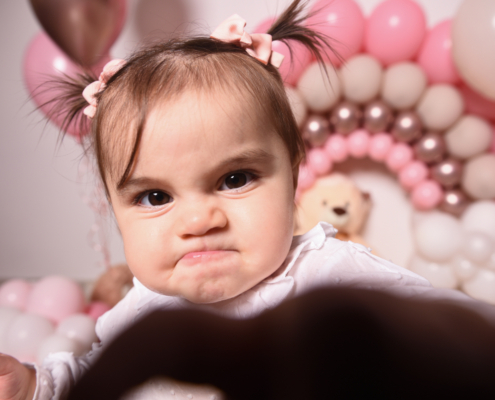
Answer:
[
  {"left": 82, "top": 59, "right": 126, "bottom": 119},
  {"left": 210, "top": 14, "right": 284, "bottom": 68}
]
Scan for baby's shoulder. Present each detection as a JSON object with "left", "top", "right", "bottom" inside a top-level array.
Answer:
[{"left": 95, "top": 285, "right": 140, "bottom": 342}]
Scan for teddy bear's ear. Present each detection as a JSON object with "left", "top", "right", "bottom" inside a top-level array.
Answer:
[{"left": 362, "top": 192, "right": 371, "bottom": 203}]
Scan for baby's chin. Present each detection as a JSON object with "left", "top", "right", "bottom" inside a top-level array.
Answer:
[{"left": 181, "top": 279, "right": 248, "bottom": 304}]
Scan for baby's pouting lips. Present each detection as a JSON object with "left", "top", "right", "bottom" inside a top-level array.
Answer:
[{"left": 179, "top": 248, "right": 237, "bottom": 265}]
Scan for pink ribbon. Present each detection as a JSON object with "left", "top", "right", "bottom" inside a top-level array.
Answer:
[
  {"left": 82, "top": 59, "right": 126, "bottom": 119},
  {"left": 210, "top": 14, "right": 284, "bottom": 68}
]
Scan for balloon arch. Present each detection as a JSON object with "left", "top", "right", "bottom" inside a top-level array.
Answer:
[
  {"left": 254, "top": 0, "right": 495, "bottom": 303},
  {"left": 21, "top": 0, "right": 495, "bottom": 303}
]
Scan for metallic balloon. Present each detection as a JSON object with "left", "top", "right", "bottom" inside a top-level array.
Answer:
[
  {"left": 302, "top": 115, "right": 331, "bottom": 147},
  {"left": 414, "top": 132, "right": 446, "bottom": 164},
  {"left": 363, "top": 100, "right": 394, "bottom": 133},
  {"left": 439, "top": 189, "right": 470, "bottom": 216},
  {"left": 431, "top": 158, "right": 463, "bottom": 188},
  {"left": 392, "top": 111, "right": 423, "bottom": 142},
  {"left": 329, "top": 101, "right": 362, "bottom": 135},
  {"left": 29, "top": 0, "right": 127, "bottom": 67}
]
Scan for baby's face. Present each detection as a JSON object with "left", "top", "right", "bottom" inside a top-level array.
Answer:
[{"left": 108, "top": 89, "right": 295, "bottom": 303}]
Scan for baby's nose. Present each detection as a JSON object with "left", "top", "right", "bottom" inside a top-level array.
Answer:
[{"left": 176, "top": 201, "right": 227, "bottom": 237}]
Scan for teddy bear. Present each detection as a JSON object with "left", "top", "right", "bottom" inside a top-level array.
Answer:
[
  {"left": 91, "top": 263, "right": 134, "bottom": 308},
  {"left": 295, "top": 173, "right": 373, "bottom": 250}
]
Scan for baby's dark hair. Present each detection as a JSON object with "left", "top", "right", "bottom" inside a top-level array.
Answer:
[{"left": 57, "top": 0, "right": 336, "bottom": 197}]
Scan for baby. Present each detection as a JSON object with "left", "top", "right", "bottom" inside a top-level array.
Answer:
[{"left": 1, "top": 1, "right": 494, "bottom": 399}]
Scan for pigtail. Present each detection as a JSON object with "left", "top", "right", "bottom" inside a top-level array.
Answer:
[
  {"left": 267, "top": 0, "right": 344, "bottom": 68},
  {"left": 36, "top": 71, "right": 96, "bottom": 144}
]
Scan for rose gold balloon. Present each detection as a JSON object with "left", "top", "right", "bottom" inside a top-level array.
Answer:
[
  {"left": 330, "top": 102, "right": 362, "bottom": 135},
  {"left": 29, "top": 0, "right": 127, "bottom": 67},
  {"left": 439, "top": 189, "right": 469, "bottom": 216},
  {"left": 431, "top": 158, "right": 463, "bottom": 188},
  {"left": 302, "top": 115, "right": 331, "bottom": 147},
  {"left": 414, "top": 132, "right": 446, "bottom": 164},
  {"left": 363, "top": 100, "right": 394, "bottom": 133},
  {"left": 392, "top": 111, "right": 423, "bottom": 143}
]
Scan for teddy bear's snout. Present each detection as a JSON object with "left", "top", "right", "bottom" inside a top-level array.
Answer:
[{"left": 333, "top": 207, "right": 347, "bottom": 216}]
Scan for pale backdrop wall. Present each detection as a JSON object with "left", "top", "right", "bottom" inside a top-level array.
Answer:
[{"left": 0, "top": 0, "right": 464, "bottom": 280}]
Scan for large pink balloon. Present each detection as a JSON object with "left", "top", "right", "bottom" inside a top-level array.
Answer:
[
  {"left": 25, "top": 276, "right": 86, "bottom": 324},
  {"left": 307, "top": 0, "right": 365, "bottom": 66},
  {"left": 253, "top": 18, "right": 311, "bottom": 86},
  {"left": 365, "top": 0, "right": 426, "bottom": 66},
  {"left": 459, "top": 83, "right": 495, "bottom": 122},
  {"left": 417, "top": 20, "right": 460, "bottom": 84},
  {"left": 23, "top": 32, "right": 110, "bottom": 141}
]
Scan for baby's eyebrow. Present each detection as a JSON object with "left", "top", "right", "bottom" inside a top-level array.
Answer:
[{"left": 216, "top": 148, "right": 275, "bottom": 170}]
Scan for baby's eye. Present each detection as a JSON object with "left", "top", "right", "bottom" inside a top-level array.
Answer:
[
  {"left": 219, "top": 172, "right": 254, "bottom": 190},
  {"left": 139, "top": 191, "right": 172, "bottom": 207}
]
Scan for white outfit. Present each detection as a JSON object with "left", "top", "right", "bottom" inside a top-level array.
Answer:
[{"left": 33, "top": 222, "right": 495, "bottom": 400}]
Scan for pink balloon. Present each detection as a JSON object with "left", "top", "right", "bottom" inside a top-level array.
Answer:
[
  {"left": 386, "top": 142, "right": 413, "bottom": 172},
  {"left": 306, "top": 148, "right": 333, "bottom": 175},
  {"left": 298, "top": 164, "right": 316, "bottom": 190},
  {"left": 307, "top": 0, "right": 365, "bottom": 65},
  {"left": 86, "top": 301, "right": 112, "bottom": 322},
  {"left": 26, "top": 276, "right": 86, "bottom": 324},
  {"left": 23, "top": 32, "right": 110, "bottom": 141},
  {"left": 417, "top": 20, "right": 460, "bottom": 84},
  {"left": 324, "top": 133, "right": 348, "bottom": 162},
  {"left": 253, "top": 18, "right": 311, "bottom": 86},
  {"left": 347, "top": 129, "right": 370, "bottom": 158},
  {"left": 411, "top": 180, "right": 443, "bottom": 210},
  {"left": 368, "top": 133, "right": 394, "bottom": 161},
  {"left": 398, "top": 160, "right": 428, "bottom": 191},
  {"left": 365, "top": 0, "right": 427, "bottom": 66},
  {"left": 459, "top": 83, "right": 495, "bottom": 122},
  {"left": 0, "top": 280, "right": 32, "bottom": 311},
  {"left": 491, "top": 126, "right": 495, "bottom": 153}
]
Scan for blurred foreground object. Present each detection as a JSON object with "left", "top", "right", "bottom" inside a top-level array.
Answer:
[{"left": 68, "top": 287, "right": 495, "bottom": 400}]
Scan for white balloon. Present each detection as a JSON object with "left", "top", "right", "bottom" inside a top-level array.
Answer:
[
  {"left": 37, "top": 334, "right": 84, "bottom": 364},
  {"left": 413, "top": 211, "right": 464, "bottom": 262},
  {"left": 444, "top": 115, "right": 492, "bottom": 159},
  {"left": 409, "top": 255, "right": 458, "bottom": 289},
  {"left": 462, "top": 154, "right": 495, "bottom": 200},
  {"left": 463, "top": 231, "right": 494, "bottom": 264},
  {"left": 285, "top": 86, "right": 307, "bottom": 128},
  {"left": 56, "top": 313, "right": 97, "bottom": 351},
  {"left": 340, "top": 54, "right": 383, "bottom": 104},
  {"left": 297, "top": 62, "right": 341, "bottom": 113},
  {"left": 6, "top": 313, "right": 54, "bottom": 362},
  {"left": 451, "top": 256, "right": 480, "bottom": 283},
  {"left": 462, "top": 269, "right": 495, "bottom": 305},
  {"left": 381, "top": 62, "right": 427, "bottom": 110},
  {"left": 485, "top": 252, "right": 495, "bottom": 270},
  {"left": 0, "top": 307, "right": 20, "bottom": 354},
  {"left": 461, "top": 201, "right": 495, "bottom": 241},
  {"left": 416, "top": 84, "right": 464, "bottom": 131}
]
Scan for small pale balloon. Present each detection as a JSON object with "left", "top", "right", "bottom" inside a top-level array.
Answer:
[
  {"left": 416, "top": 84, "right": 464, "bottom": 131},
  {"left": 463, "top": 232, "right": 494, "bottom": 264},
  {"left": 340, "top": 54, "right": 383, "bottom": 103},
  {"left": 409, "top": 255, "right": 458, "bottom": 289},
  {"left": 462, "top": 154, "right": 495, "bottom": 199},
  {"left": 461, "top": 201, "right": 495, "bottom": 241},
  {"left": 382, "top": 62, "right": 427, "bottom": 109},
  {"left": 413, "top": 210, "right": 463, "bottom": 262}
]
